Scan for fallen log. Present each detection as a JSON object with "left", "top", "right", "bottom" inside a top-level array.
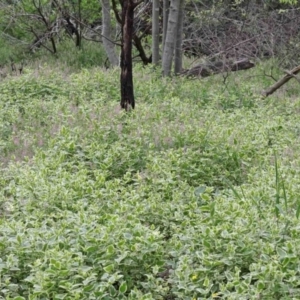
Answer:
[
  {"left": 181, "top": 58, "right": 255, "bottom": 78},
  {"left": 262, "top": 65, "right": 300, "bottom": 97}
]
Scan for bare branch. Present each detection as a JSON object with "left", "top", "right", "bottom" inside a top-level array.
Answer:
[
  {"left": 284, "top": 70, "right": 300, "bottom": 84},
  {"left": 262, "top": 65, "right": 300, "bottom": 97},
  {"left": 30, "top": 27, "right": 55, "bottom": 54}
]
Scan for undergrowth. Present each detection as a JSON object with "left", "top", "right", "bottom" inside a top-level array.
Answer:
[{"left": 0, "top": 62, "right": 300, "bottom": 299}]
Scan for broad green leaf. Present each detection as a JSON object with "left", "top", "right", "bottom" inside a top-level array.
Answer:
[
  {"left": 119, "top": 281, "right": 127, "bottom": 294},
  {"left": 104, "top": 264, "right": 114, "bottom": 273}
]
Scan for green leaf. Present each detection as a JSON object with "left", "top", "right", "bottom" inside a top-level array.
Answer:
[
  {"left": 50, "top": 258, "right": 61, "bottom": 270},
  {"left": 277, "top": 247, "right": 287, "bottom": 258},
  {"left": 123, "top": 232, "right": 133, "bottom": 240},
  {"left": 83, "top": 284, "right": 94, "bottom": 292},
  {"left": 200, "top": 205, "right": 210, "bottom": 212},
  {"left": 86, "top": 245, "right": 98, "bottom": 253},
  {"left": 119, "top": 281, "right": 127, "bottom": 294},
  {"left": 54, "top": 294, "right": 67, "bottom": 300},
  {"left": 257, "top": 281, "right": 265, "bottom": 291},
  {"left": 109, "top": 285, "right": 118, "bottom": 296},
  {"left": 104, "top": 264, "right": 114, "bottom": 273},
  {"left": 107, "top": 244, "right": 115, "bottom": 255},
  {"left": 194, "top": 186, "right": 206, "bottom": 197},
  {"left": 296, "top": 200, "right": 300, "bottom": 219}
]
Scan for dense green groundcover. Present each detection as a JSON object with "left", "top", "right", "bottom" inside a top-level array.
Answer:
[{"left": 1, "top": 64, "right": 300, "bottom": 299}]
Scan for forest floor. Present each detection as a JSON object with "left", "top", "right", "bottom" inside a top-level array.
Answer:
[{"left": 0, "top": 61, "right": 300, "bottom": 299}]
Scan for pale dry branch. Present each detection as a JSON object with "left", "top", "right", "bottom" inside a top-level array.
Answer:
[{"left": 262, "top": 65, "right": 300, "bottom": 97}]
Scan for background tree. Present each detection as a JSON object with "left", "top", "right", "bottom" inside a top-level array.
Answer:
[
  {"left": 101, "top": 0, "right": 119, "bottom": 66},
  {"left": 174, "top": 0, "right": 184, "bottom": 74},
  {"left": 1, "top": 0, "right": 300, "bottom": 76},
  {"left": 151, "top": 0, "right": 160, "bottom": 65},
  {"left": 162, "top": 0, "right": 169, "bottom": 54},
  {"left": 162, "top": 0, "right": 181, "bottom": 76}
]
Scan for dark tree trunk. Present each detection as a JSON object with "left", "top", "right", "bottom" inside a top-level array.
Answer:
[
  {"left": 120, "top": 0, "right": 135, "bottom": 110},
  {"left": 65, "top": 16, "right": 81, "bottom": 48}
]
